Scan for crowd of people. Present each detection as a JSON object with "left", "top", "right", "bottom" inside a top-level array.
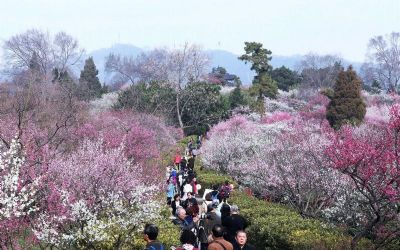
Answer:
[{"left": 143, "top": 137, "right": 255, "bottom": 250}]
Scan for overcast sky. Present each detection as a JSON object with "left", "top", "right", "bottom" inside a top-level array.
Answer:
[{"left": 1, "top": 0, "right": 399, "bottom": 62}]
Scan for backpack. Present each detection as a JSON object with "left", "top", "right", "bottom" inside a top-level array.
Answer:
[{"left": 211, "top": 191, "right": 219, "bottom": 202}]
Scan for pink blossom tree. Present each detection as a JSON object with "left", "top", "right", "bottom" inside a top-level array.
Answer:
[
  {"left": 33, "top": 139, "right": 161, "bottom": 249},
  {"left": 202, "top": 115, "right": 351, "bottom": 217}
]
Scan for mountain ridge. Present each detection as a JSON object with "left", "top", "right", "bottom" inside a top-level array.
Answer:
[{"left": 88, "top": 43, "right": 306, "bottom": 85}]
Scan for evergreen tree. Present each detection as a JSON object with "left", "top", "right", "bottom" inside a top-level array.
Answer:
[
  {"left": 271, "top": 66, "right": 301, "bottom": 91},
  {"left": 249, "top": 74, "right": 278, "bottom": 115},
  {"left": 326, "top": 66, "right": 366, "bottom": 129},
  {"left": 238, "top": 42, "right": 272, "bottom": 78},
  {"left": 239, "top": 42, "right": 278, "bottom": 115},
  {"left": 370, "top": 79, "right": 382, "bottom": 94},
  {"left": 229, "top": 82, "right": 246, "bottom": 109},
  {"left": 78, "top": 57, "right": 102, "bottom": 100},
  {"left": 52, "top": 68, "right": 77, "bottom": 93}
]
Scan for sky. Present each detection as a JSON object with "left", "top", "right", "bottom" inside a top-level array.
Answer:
[{"left": 1, "top": 0, "right": 399, "bottom": 62}]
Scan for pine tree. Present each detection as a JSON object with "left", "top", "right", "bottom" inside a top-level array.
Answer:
[
  {"left": 326, "top": 66, "right": 366, "bottom": 129},
  {"left": 239, "top": 42, "right": 278, "bottom": 115},
  {"left": 229, "top": 81, "right": 246, "bottom": 109},
  {"left": 78, "top": 57, "right": 102, "bottom": 100},
  {"left": 370, "top": 79, "right": 381, "bottom": 94}
]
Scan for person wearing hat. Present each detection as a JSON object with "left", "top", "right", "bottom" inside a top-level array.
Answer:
[{"left": 205, "top": 202, "right": 221, "bottom": 243}]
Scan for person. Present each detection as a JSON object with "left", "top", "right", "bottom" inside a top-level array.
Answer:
[
  {"left": 166, "top": 166, "right": 172, "bottom": 180},
  {"left": 192, "top": 147, "right": 199, "bottom": 158},
  {"left": 207, "top": 224, "right": 233, "bottom": 250},
  {"left": 220, "top": 203, "right": 231, "bottom": 228},
  {"left": 167, "top": 178, "right": 176, "bottom": 205},
  {"left": 180, "top": 157, "right": 187, "bottom": 171},
  {"left": 143, "top": 223, "right": 164, "bottom": 250},
  {"left": 205, "top": 203, "right": 221, "bottom": 243},
  {"left": 191, "top": 177, "right": 198, "bottom": 195},
  {"left": 174, "top": 153, "right": 182, "bottom": 169},
  {"left": 175, "top": 229, "right": 199, "bottom": 250},
  {"left": 183, "top": 192, "right": 196, "bottom": 209},
  {"left": 183, "top": 182, "right": 193, "bottom": 201},
  {"left": 210, "top": 185, "right": 219, "bottom": 203},
  {"left": 219, "top": 181, "right": 232, "bottom": 203},
  {"left": 196, "top": 135, "right": 202, "bottom": 148},
  {"left": 223, "top": 205, "right": 248, "bottom": 244},
  {"left": 188, "top": 138, "right": 194, "bottom": 153},
  {"left": 173, "top": 207, "right": 197, "bottom": 231},
  {"left": 186, "top": 196, "right": 200, "bottom": 218},
  {"left": 232, "top": 231, "right": 255, "bottom": 250},
  {"left": 171, "top": 194, "right": 182, "bottom": 216},
  {"left": 187, "top": 156, "right": 195, "bottom": 171},
  {"left": 178, "top": 170, "right": 184, "bottom": 195}
]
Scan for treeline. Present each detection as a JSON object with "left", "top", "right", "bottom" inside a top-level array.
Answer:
[{"left": 1, "top": 29, "right": 398, "bottom": 135}]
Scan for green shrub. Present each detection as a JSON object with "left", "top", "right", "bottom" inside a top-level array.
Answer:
[
  {"left": 196, "top": 167, "right": 374, "bottom": 249},
  {"left": 132, "top": 207, "right": 181, "bottom": 249},
  {"left": 177, "top": 135, "right": 198, "bottom": 150}
]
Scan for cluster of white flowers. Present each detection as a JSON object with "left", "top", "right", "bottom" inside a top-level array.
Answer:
[
  {"left": 0, "top": 138, "right": 40, "bottom": 219},
  {"left": 89, "top": 92, "right": 119, "bottom": 114},
  {"left": 322, "top": 190, "right": 366, "bottom": 226},
  {"left": 33, "top": 185, "right": 161, "bottom": 248}
]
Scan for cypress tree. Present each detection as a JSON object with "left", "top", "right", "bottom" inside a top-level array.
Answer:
[
  {"left": 79, "top": 57, "right": 102, "bottom": 100},
  {"left": 326, "top": 66, "right": 366, "bottom": 129}
]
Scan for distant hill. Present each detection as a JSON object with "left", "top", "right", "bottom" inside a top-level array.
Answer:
[
  {"left": 85, "top": 44, "right": 304, "bottom": 85},
  {"left": 84, "top": 44, "right": 359, "bottom": 85},
  {"left": 87, "top": 44, "right": 143, "bottom": 83}
]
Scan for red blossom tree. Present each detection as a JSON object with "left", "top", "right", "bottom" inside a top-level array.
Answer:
[{"left": 326, "top": 104, "right": 400, "bottom": 248}]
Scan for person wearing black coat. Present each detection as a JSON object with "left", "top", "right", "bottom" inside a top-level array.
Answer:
[
  {"left": 223, "top": 205, "right": 248, "bottom": 243},
  {"left": 171, "top": 194, "right": 182, "bottom": 216}
]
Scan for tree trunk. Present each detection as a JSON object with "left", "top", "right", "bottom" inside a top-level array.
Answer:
[{"left": 176, "top": 94, "right": 184, "bottom": 130}]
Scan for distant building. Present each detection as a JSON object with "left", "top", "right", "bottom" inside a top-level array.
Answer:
[{"left": 207, "top": 66, "right": 239, "bottom": 87}]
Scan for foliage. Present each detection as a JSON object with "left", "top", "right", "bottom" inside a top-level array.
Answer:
[
  {"left": 370, "top": 80, "right": 382, "bottom": 94},
  {"left": 239, "top": 42, "right": 277, "bottom": 115},
  {"left": 181, "top": 82, "right": 229, "bottom": 135},
  {"left": 271, "top": 66, "right": 302, "bottom": 92},
  {"left": 196, "top": 166, "right": 370, "bottom": 249},
  {"left": 114, "top": 81, "right": 176, "bottom": 123},
  {"left": 78, "top": 57, "right": 104, "bottom": 101},
  {"left": 132, "top": 208, "right": 181, "bottom": 249},
  {"left": 115, "top": 81, "right": 228, "bottom": 135},
  {"left": 228, "top": 83, "right": 247, "bottom": 109},
  {"left": 326, "top": 66, "right": 366, "bottom": 129},
  {"left": 238, "top": 42, "right": 273, "bottom": 77}
]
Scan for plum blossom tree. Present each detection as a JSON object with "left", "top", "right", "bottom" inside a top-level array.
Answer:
[
  {"left": 0, "top": 138, "right": 41, "bottom": 249},
  {"left": 202, "top": 115, "right": 351, "bottom": 217},
  {"left": 33, "top": 139, "right": 161, "bottom": 249},
  {"left": 326, "top": 105, "right": 400, "bottom": 248}
]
